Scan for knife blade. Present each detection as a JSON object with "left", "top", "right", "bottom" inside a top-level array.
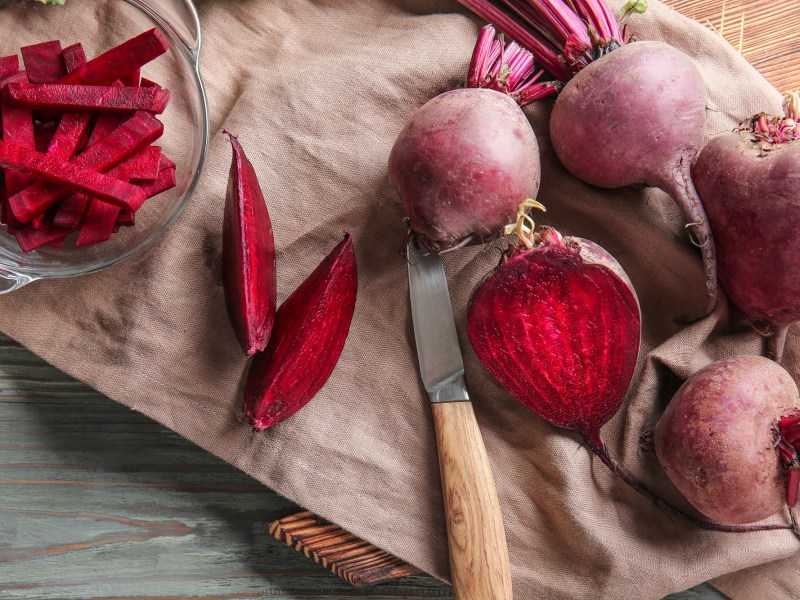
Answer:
[{"left": 407, "top": 240, "right": 512, "bottom": 600}]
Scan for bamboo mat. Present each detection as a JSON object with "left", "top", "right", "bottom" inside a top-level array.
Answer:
[{"left": 665, "top": 0, "right": 800, "bottom": 92}]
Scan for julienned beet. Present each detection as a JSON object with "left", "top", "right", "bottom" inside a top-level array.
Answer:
[{"left": 0, "top": 29, "right": 176, "bottom": 252}]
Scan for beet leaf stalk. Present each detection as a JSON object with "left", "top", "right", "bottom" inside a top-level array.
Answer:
[{"left": 467, "top": 25, "right": 561, "bottom": 105}]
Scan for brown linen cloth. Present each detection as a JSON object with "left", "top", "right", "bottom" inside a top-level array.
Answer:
[{"left": 0, "top": 0, "right": 797, "bottom": 597}]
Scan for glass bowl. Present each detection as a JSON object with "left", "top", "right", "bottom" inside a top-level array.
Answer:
[{"left": 0, "top": 0, "right": 208, "bottom": 292}]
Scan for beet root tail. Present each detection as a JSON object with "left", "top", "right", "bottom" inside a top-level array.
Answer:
[
  {"left": 768, "top": 325, "right": 790, "bottom": 364},
  {"left": 588, "top": 440, "right": 791, "bottom": 533},
  {"left": 658, "top": 162, "right": 718, "bottom": 322}
]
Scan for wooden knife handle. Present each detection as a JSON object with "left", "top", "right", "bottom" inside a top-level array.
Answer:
[{"left": 431, "top": 401, "right": 512, "bottom": 600}]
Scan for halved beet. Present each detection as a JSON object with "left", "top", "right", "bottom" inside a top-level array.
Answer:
[{"left": 467, "top": 227, "right": 641, "bottom": 447}]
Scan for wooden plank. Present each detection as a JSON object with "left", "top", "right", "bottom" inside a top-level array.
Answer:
[{"left": 664, "top": 0, "right": 800, "bottom": 91}]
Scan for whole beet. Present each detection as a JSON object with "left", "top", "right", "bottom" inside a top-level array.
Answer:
[
  {"left": 694, "top": 99, "right": 800, "bottom": 362},
  {"left": 550, "top": 40, "right": 716, "bottom": 318},
  {"left": 655, "top": 355, "right": 800, "bottom": 524},
  {"left": 389, "top": 87, "right": 540, "bottom": 251}
]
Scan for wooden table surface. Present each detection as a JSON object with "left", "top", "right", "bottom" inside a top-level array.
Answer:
[{"left": 1, "top": 1, "right": 796, "bottom": 599}]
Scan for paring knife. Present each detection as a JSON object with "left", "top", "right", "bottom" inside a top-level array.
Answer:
[{"left": 407, "top": 241, "right": 512, "bottom": 600}]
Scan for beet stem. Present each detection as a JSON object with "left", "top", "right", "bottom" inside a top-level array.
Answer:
[
  {"left": 768, "top": 325, "right": 790, "bottom": 364},
  {"left": 588, "top": 441, "right": 792, "bottom": 533},
  {"left": 658, "top": 163, "right": 718, "bottom": 320},
  {"left": 456, "top": 0, "right": 572, "bottom": 82}
]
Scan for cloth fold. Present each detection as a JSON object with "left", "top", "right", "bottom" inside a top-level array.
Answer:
[{"left": 0, "top": 1, "right": 796, "bottom": 598}]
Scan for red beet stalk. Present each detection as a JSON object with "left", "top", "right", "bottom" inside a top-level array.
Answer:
[
  {"left": 222, "top": 132, "right": 277, "bottom": 355},
  {"left": 244, "top": 234, "right": 358, "bottom": 430},
  {"left": 458, "top": 0, "right": 625, "bottom": 82},
  {"left": 467, "top": 25, "right": 560, "bottom": 105},
  {"left": 5, "top": 83, "right": 171, "bottom": 114},
  {"left": 60, "top": 28, "right": 169, "bottom": 86},
  {"left": 468, "top": 216, "right": 787, "bottom": 533}
]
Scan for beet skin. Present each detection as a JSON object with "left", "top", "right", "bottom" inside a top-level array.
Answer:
[
  {"left": 389, "top": 88, "right": 540, "bottom": 251},
  {"left": 655, "top": 355, "right": 800, "bottom": 524},
  {"left": 550, "top": 40, "right": 717, "bottom": 316},
  {"left": 694, "top": 131, "right": 800, "bottom": 359}
]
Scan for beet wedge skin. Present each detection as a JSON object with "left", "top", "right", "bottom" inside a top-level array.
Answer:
[
  {"left": 244, "top": 233, "right": 358, "bottom": 431},
  {"left": 222, "top": 133, "right": 277, "bottom": 355}
]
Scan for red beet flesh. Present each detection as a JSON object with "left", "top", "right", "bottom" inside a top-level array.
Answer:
[
  {"left": 244, "top": 234, "right": 358, "bottom": 431},
  {"left": 468, "top": 228, "right": 640, "bottom": 445},
  {"left": 20, "top": 40, "right": 65, "bottom": 84},
  {"left": 550, "top": 41, "right": 717, "bottom": 318},
  {"left": 5, "top": 83, "right": 170, "bottom": 114},
  {"left": 694, "top": 128, "right": 800, "bottom": 362},
  {"left": 388, "top": 87, "right": 540, "bottom": 252},
  {"left": 60, "top": 29, "right": 168, "bottom": 86},
  {"left": 10, "top": 111, "right": 164, "bottom": 222},
  {"left": 0, "top": 32, "right": 176, "bottom": 251},
  {"left": 222, "top": 133, "right": 277, "bottom": 356},
  {"left": 0, "top": 140, "right": 146, "bottom": 212},
  {"left": 655, "top": 356, "right": 800, "bottom": 524}
]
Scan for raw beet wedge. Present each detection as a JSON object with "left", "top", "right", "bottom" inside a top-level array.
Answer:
[
  {"left": 10, "top": 111, "right": 163, "bottom": 221},
  {"left": 0, "top": 140, "right": 146, "bottom": 213},
  {"left": 6, "top": 84, "right": 171, "bottom": 114},
  {"left": 21, "top": 41, "right": 65, "bottom": 84},
  {"left": 244, "top": 234, "right": 358, "bottom": 430},
  {"left": 223, "top": 133, "right": 277, "bottom": 355},
  {"left": 60, "top": 29, "right": 169, "bottom": 86},
  {"left": 467, "top": 227, "right": 641, "bottom": 448}
]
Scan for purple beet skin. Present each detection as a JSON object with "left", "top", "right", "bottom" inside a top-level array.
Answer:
[{"left": 694, "top": 94, "right": 800, "bottom": 362}]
